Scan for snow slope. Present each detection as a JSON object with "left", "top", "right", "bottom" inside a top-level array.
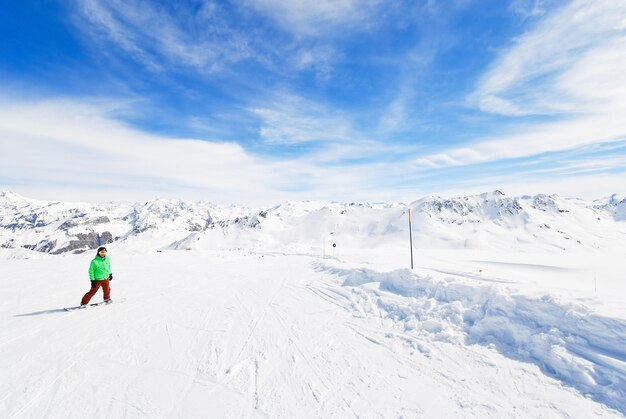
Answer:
[
  {"left": 1, "top": 248, "right": 625, "bottom": 418},
  {"left": 1, "top": 191, "right": 626, "bottom": 418}
]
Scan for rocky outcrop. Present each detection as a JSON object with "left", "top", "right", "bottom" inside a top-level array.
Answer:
[{"left": 52, "top": 231, "right": 114, "bottom": 254}]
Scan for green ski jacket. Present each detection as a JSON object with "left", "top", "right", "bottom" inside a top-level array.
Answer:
[{"left": 89, "top": 255, "right": 111, "bottom": 280}]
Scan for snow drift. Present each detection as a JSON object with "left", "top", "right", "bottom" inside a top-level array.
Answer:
[{"left": 318, "top": 263, "right": 626, "bottom": 414}]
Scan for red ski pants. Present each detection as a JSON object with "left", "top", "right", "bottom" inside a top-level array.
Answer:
[{"left": 81, "top": 279, "right": 111, "bottom": 305}]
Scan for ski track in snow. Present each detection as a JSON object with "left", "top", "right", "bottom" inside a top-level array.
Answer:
[
  {"left": 0, "top": 251, "right": 624, "bottom": 418},
  {"left": 316, "top": 261, "right": 626, "bottom": 415}
]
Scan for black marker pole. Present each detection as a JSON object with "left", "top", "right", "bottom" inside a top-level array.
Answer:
[{"left": 408, "top": 208, "right": 414, "bottom": 269}]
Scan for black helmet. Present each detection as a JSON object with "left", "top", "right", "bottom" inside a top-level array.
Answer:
[{"left": 97, "top": 246, "right": 108, "bottom": 253}]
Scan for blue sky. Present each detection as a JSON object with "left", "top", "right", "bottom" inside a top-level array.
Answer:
[{"left": 1, "top": 0, "right": 625, "bottom": 204}]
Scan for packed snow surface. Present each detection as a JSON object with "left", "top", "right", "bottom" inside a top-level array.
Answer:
[{"left": 1, "top": 191, "right": 625, "bottom": 418}]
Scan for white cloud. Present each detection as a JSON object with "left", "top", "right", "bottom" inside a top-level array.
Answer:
[
  {"left": 508, "top": 0, "right": 551, "bottom": 20},
  {"left": 75, "top": 0, "right": 253, "bottom": 73},
  {"left": 414, "top": 112, "right": 626, "bottom": 168},
  {"left": 0, "top": 96, "right": 416, "bottom": 204},
  {"left": 472, "top": 0, "right": 626, "bottom": 116},
  {"left": 292, "top": 45, "right": 338, "bottom": 80},
  {"left": 72, "top": 0, "right": 353, "bottom": 79},
  {"left": 0, "top": 98, "right": 272, "bottom": 202},
  {"left": 248, "top": 93, "right": 354, "bottom": 144},
  {"left": 246, "top": 0, "right": 382, "bottom": 36},
  {"left": 416, "top": 0, "right": 626, "bottom": 169},
  {"left": 523, "top": 154, "right": 626, "bottom": 176},
  {"left": 377, "top": 97, "right": 408, "bottom": 133}
]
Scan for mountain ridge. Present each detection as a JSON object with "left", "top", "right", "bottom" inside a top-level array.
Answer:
[{"left": 1, "top": 190, "right": 624, "bottom": 256}]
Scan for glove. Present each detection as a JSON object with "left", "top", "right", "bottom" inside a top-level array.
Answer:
[{"left": 108, "top": 273, "right": 113, "bottom": 281}]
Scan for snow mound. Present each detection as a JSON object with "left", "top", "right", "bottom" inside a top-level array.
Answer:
[{"left": 318, "top": 264, "right": 626, "bottom": 414}]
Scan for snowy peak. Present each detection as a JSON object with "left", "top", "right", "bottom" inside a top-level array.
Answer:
[
  {"left": 526, "top": 194, "right": 567, "bottom": 213},
  {"left": 266, "top": 200, "right": 385, "bottom": 219},
  {"left": 608, "top": 193, "right": 625, "bottom": 206},
  {"left": 0, "top": 190, "right": 26, "bottom": 202},
  {"left": 615, "top": 198, "right": 626, "bottom": 221},
  {"left": 127, "top": 198, "right": 213, "bottom": 233},
  {"left": 0, "top": 191, "right": 52, "bottom": 213},
  {"left": 412, "top": 190, "right": 526, "bottom": 225},
  {"left": 591, "top": 193, "right": 626, "bottom": 220}
]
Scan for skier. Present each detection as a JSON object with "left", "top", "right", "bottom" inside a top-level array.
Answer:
[{"left": 80, "top": 246, "right": 112, "bottom": 307}]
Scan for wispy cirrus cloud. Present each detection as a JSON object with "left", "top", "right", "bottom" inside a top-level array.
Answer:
[
  {"left": 376, "top": 39, "right": 441, "bottom": 134},
  {"left": 472, "top": 0, "right": 626, "bottom": 116},
  {"left": 72, "top": 0, "right": 368, "bottom": 78},
  {"left": 248, "top": 92, "right": 355, "bottom": 145},
  {"left": 246, "top": 0, "right": 383, "bottom": 36},
  {"left": 291, "top": 45, "right": 339, "bottom": 80},
  {"left": 69, "top": 0, "right": 449, "bottom": 144},
  {"left": 508, "top": 0, "right": 552, "bottom": 20},
  {"left": 75, "top": 0, "right": 254, "bottom": 73},
  {"left": 526, "top": 155, "right": 626, "bottom": 176},
  {"left": 415, "top": 0, "right": 626, "bottom": 170},
  {"left": 414, "top": 113, "right": 626, "bottom": 169}
]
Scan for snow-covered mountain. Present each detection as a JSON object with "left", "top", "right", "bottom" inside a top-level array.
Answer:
[{"left": 1, "top": 190, "right": 625, "bottom": 257}]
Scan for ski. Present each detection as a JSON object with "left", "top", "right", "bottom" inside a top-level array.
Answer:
[{"left": 64, "top": 297, "right": 126, "bottom": 311}]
